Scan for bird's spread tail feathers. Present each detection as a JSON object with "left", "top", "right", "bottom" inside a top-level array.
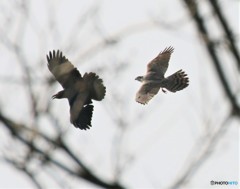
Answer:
[
  {"left": 83, "top": 72, "right": 106, "bottom": 101},
  {"left": 162, "top": 70, "right": 189, "bottom": 92}
]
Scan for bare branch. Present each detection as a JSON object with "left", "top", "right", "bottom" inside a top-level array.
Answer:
[
  {"left": 4, "top": 157, "right": 43, "bottom": 189},
  {"left": 182, "top": 0, "right": 240, "bottom": 116},
  {"left": 0, "top": 112, "right": 126, "bottom": 189},
  {"left": 169, "top": 115, "right": 231, "bottom": 189},
  {"left": 208, "top": 0, "right": 240, "bottom": 70}
]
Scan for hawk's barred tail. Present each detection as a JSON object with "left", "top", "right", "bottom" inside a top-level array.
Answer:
[{"left": 163, "top": 70, "right": 189, "bottom": 92}]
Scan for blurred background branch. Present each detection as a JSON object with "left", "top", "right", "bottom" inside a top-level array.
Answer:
[
  {"left": 0, "top": 112, "right": 125, "bottom": 189},
  {"left": 183, "top": 0, "right": 240, "bottom": 116},
  {"left": 0, "top": 0, "right": 239, "bottom": 188}
]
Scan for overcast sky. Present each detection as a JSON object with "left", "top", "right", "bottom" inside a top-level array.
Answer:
[{"left": 0, "top": 0, "right": 239, "bottom": 188}]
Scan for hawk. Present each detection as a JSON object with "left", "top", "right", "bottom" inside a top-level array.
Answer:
[
  {"left": 135, "top": 46, "right": 189, "bottom": 105},
  {"left": 47, "top": 50, "right": 106, "bottom": 130}
]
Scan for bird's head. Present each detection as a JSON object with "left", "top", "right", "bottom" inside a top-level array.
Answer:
[{"left": 135, "top": 76, "right": 144, "bottom": 82}]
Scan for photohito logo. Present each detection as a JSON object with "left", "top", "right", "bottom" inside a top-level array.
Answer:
[{"left": 210, "top": 180, "right": 238, "bottom": 186}]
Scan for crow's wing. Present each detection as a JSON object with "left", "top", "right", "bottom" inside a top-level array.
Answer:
[
  {"left": 83, "top": 72, "right": 106, "bottom": 101},
  {"left": 69, "top": 92, "right": 93, "bottom": 130},
  {"left": 69, "top": 72, "right": 105, "bottom": 130},
  {"left": 47, "top": 50, "right": 82, "bottom": 89},
  {"left": 146, "top": 46, "right": 174, "bottom": 78},
  {"left": 135, "top": 82, "right": 160, "bottom": 105}
]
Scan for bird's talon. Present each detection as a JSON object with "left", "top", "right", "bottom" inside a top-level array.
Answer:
[{"left": 162, "top": 89, "right": 167, "bottom": 93}]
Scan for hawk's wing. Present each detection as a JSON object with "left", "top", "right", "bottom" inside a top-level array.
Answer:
[
  {"left": 135, "top": 82, "right": 160, "bottom": 105},
  {"left": 47, "top": 50, "right": 82, "bottom": 89},
  {"left": 147, "top": 46, "right": 174, "bottom": 78},
  {"left": 83, "top": 72, "right": 106, "bottom": 101},
  {"left": 69, "top": 92, "right": 93, "bottom": 130}
]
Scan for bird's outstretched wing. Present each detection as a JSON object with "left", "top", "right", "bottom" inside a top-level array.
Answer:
[
  {"left": 69, "top": 92, "right": 93, "bottom": 130},
  {"left": 83, "top": 72, "right": 106, "bottom": 101},
  {"left": 135, "top": 82, "right": 160, "bottom": 105},
  {"left": 147, "top": 46, "right": 174, "bottom": 78},
  {"left": 47, "top": 50, "right": 82, "bottom": 89},
  {"left": 68, "top": 72, "right": 106, "bottom": 130}
]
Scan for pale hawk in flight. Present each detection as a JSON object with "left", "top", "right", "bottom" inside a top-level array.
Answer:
[{"left": 135, "top": 46, "right": 189, "bottom": 105}]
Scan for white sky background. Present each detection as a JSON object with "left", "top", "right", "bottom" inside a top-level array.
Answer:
[{"left": 0, "top": 0, "right": 239, "bottom": 188}]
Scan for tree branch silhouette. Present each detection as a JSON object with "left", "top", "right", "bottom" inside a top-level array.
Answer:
[
  {"left": 183, "top": 0, "right": 240, "bottom": 116},
  {"left": 0, "top": 112, "right": 125, "bottom": 189},
  {"left": 208, "top": 0, "right": 240, "bottom": 70}
]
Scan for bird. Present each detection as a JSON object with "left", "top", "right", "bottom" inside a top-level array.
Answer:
[
  {"left": 46, "top": 50, "right": 106, "bottom": 130},
  {"left": 135, "top": 46, "right": 189, "bottom": 105}
]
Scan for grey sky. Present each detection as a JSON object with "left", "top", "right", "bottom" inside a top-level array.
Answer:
[{"left": 0, "top": 0, "right": 239, "bottom": 188}]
